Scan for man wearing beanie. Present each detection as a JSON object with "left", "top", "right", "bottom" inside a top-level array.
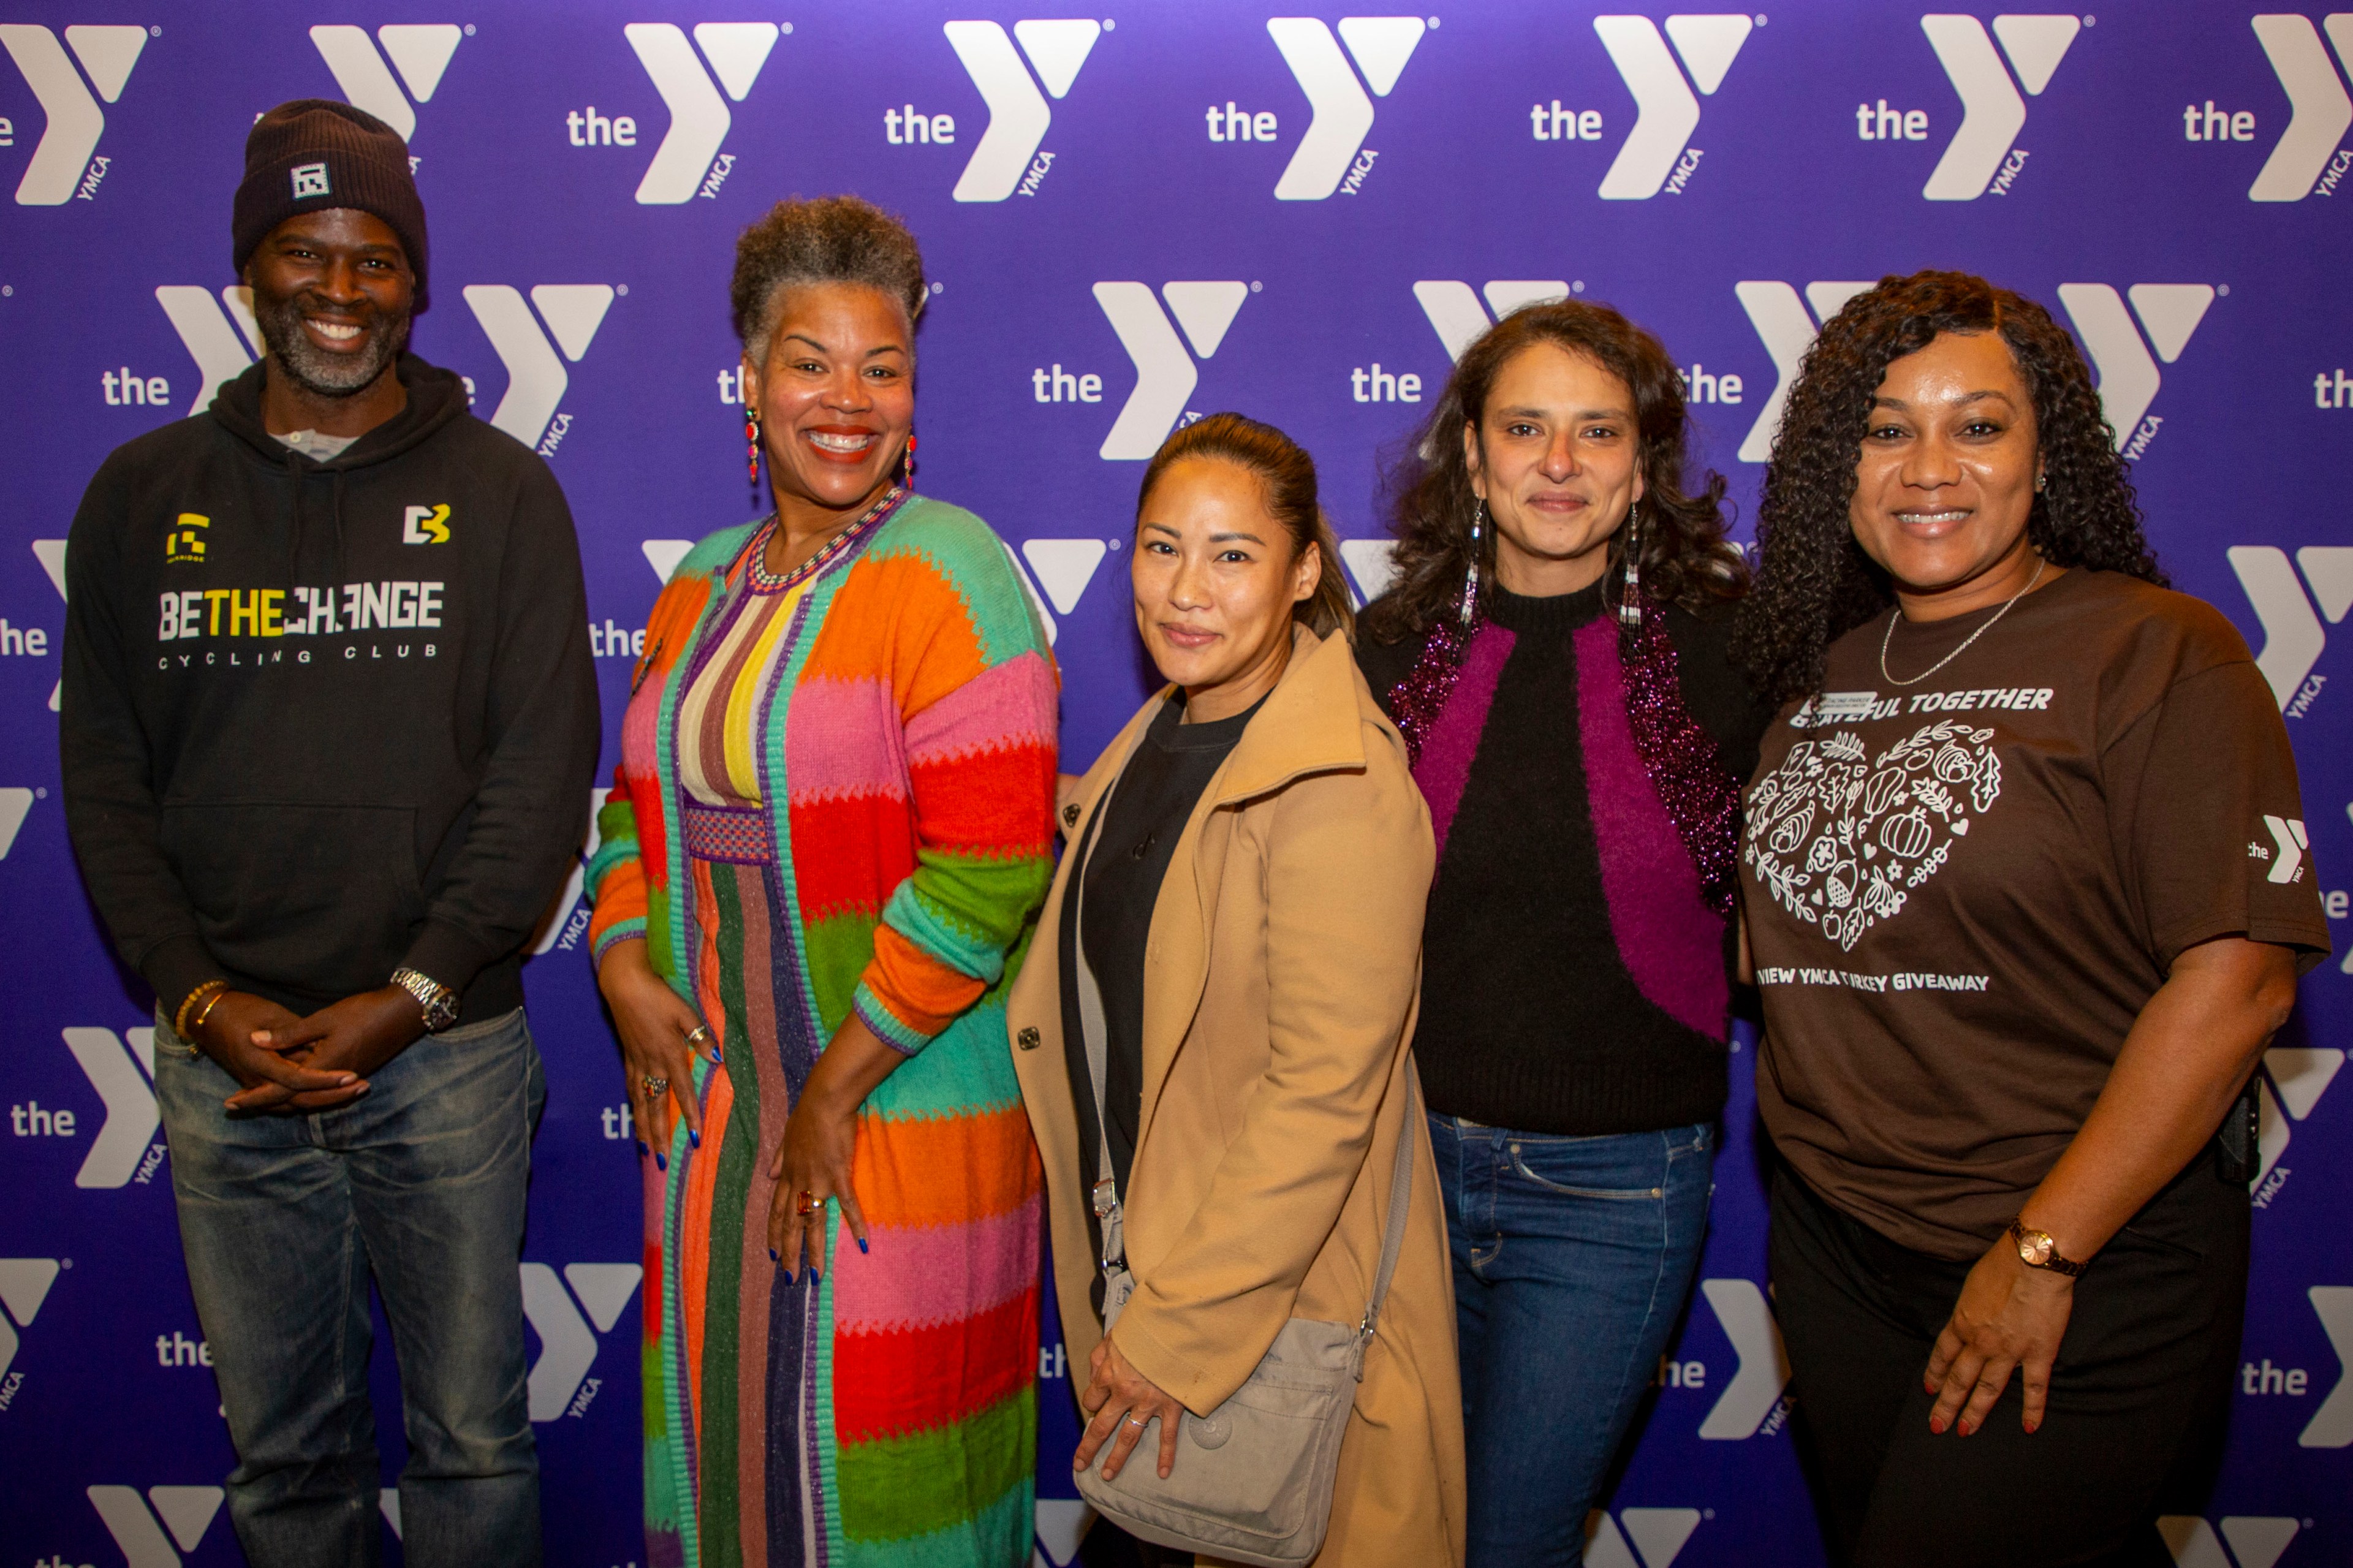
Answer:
[{"left": 59, "top": 99, "right": 595, "bottom": 1567}]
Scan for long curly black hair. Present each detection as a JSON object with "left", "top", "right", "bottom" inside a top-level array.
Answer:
[
  {"left": 1731, "top": 270, "right": 2162, "bottom": 706},
  {"left": 1361, "top": 298, "right": 1746, "bottom": 645}
]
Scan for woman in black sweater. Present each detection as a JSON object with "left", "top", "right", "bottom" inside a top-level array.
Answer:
[{"left": 1355, "top": 300, "right": 1770, "bottom": 1566}]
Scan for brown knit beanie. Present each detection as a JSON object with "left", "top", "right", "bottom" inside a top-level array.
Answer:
[{"left": 233, "top": 99, "right": 429, "bottom": 309}]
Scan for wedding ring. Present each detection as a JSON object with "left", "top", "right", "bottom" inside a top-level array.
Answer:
[
  {"left": 684, "top": 1025, "right": 712, "bottom": 1049},
  {"left": 642, "top": 1074, "right": 669, "bottom": 1095},
  {"left": 1125, "top": 1413, "right": 1148, "bottom": 1429}
]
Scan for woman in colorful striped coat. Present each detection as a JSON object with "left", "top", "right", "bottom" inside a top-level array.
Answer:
[{"left": 587, "top": 197, "right": 1058, "bottom": 1568}]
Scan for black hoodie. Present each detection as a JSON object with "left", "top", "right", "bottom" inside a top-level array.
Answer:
[{"left": 61, "top": 354, "right": 599, "bottom": 1024}]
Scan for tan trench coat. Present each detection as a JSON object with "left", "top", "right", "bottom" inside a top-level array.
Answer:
[{"left": 1009, "top": 625, "right": 1467, "bottom": 1567}]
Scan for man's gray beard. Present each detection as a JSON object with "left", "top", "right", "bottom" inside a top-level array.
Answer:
[{"left": 254, "top": 294, "right": 411, "bottom": 398}]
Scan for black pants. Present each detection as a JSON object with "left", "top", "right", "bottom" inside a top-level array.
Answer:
[{"left": 1768, "top": 1158, "right": 2246, "bottom": 1568}]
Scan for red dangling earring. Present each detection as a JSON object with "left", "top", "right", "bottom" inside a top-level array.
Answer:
[
  {"left": 901, "top": 430, "right": 917, "bottom": 486},
  {"left": 745, "top": 414, "right": 762, "bottom": 487}
]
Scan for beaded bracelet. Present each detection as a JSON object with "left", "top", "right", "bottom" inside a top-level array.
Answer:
[{"left": 174, "top": 979, "right": 228, "bottom": 1039}]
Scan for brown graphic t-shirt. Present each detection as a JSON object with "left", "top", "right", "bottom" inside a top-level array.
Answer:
[{"left": 1743, "top": 568, "right": 2331, "bottom": 1260}]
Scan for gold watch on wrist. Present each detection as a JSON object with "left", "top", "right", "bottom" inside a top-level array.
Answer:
[
  {"left": 2007, "top": 1219, "right": 2085, "bottom": 1278},
  {"left": 390, "top": 966, "right": 460, "bottom": 1032}
]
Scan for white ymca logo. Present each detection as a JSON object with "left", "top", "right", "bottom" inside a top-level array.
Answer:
[
  {"left": 461, "top": 285, "right": 616, "bottom": 449},
  {"left": 88, "top": 1485, "right": 224, "bottom": 1568},
  {"left": 2251, "top": 1045, "right": 2344, "bottom": 1190},
  {"left": 2161, "top": 1513, "right": 2305, "bottom": 1567},
  {"left": 520, "top": 1262, "right": 641, "bottom": 1420},
  {"left": 2249, "top": 13, "right": 2353, "bottom": 202},
  {"left": 2227, "top": 545, "right": 2353, "bottom": 708},
  {"left": 529, "top": 787, "right": 611, "bottom": 956},
  {"left": 0, "top": 24, "right": 144, "bottom": 206},
  {"left": 624, "top": 21, "right": 780, "bottom": 204},
  {"left": 1035, "top": 1498, "right": 1091, "bottom": 1567},
  {"left": 0, "top": 1257, "right": 60, "bottom": 1379},
  {"left": 1731, "top": 280, "right": 1876, "bottom": 462},
  {"left": 1918, "top": 13, "right": 2078, "bottom": 200},
  {"left": 308, "top": 24, "right": 461, "bottom": 143},
  {"left": 0, "top": 786, "right": 31, "bottom": 855},
  {"left": 1413, "top": 279, "right": 1572, "bottom": 362},
  {"left": 1012, "top": 539, "right": 1112, "bottom": 646},
  {"left": 62, "top": 1026, "right": 159, "bottom": 1190},
  {"left": 942, "top": 20, "right": 1101, "bottom": 202},
  {"left": 2304, "top": 1286, "right": 2353, "bottom": 1449},
  {"left": 1591, "top": 14, "right": 1751, "bottom": 199},
  {"left": 1696, "top": 1277, "right": 1792, "bottom": 1439},
  {"left": 1265, "top": 16, "right": 1426, "bottom": 200},
  {"left": 154, "top": 284, "right": 262, "bottom": 417},
  {"left": 1093, "top": 281, "right": 1250, "bottom": 460},
  {"left": 1585, "top": 1507, "right": 1703, "bottom": 1568},
  {"left": 2055, "top": 283, "right": 2215, "bottom": 452},
  {"left": 32, "top": 536, "right": 66, "bottom": 712}
]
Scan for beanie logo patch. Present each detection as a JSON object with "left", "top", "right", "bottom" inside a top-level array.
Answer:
[{"left": 289, "top": 162, "right": 332, "bottom": 200}]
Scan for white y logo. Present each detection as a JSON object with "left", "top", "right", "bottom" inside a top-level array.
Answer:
[
  {"left": 0, "top": 785, "right": 32, "bottom": 855},
  {"left": 0, "top": 1257, "right": 61, "bottom": 1378},
  {"left": 1011, "top": 539, "right": 1111, "bottom": 646},
  {"left": 2159, "top": 1515, "right": 2303, "bottom": 1568},
  {"left": 2053, "top": 283, "right": 2214, "bottom": 447},
  {"left": 1413, "top": 279, "right": 1572, "bottom": 361},
  {"left": 1266, "top": 17, "right": 1425, "bottom": 200},
  {"left": 32, "top": 536, "right": 67, "bottom": 712},
  {"left": 154, "top": 286, "right": 262, "bottom": 417},
  {"left": 2249, "top": 13, "right": 2353, "bottom": 202},
  {"left": 1919, "top": 13, "right": 2078, "bottom": 200},
  {"left": 63, "top": 1026, "right": 158, "bottom": 1190},
  {"left": 308, "top": 25, "right": 461, "bottom": 142},
  {"left": 461, "top": 285, "right": 615, "bottom": 447},
  {"left": 519, "top": 1262, "right": 642, "bottom": 1420},
  {"left": 1591, "top": 14, "right": 1750, "bottom": 199},
  {"left": 529, "top": 787, "right": 612, "bottom": 956},
  {"left": 1696, "top": 1277, "right": 1792, "bottom": 1439},
  {"left": 87, "top": 1485, "right": 224, "bottom": 1568},
  {"left": 1585, "top": 1508, "right": 1703, "bottom": 1568},
  {"left": 2227, "top": 546, "right": 2353, "bottom": 708},
  {"left": 942, "top": 20, "right": 1101, "bottom": 202},
  {"left": 2305, "top": 1286, "right": 2353, "bottom": 1449},
  {"left": 1093, "top": 281, "right": 1249, "bottom": 460},
  {"left": 624, "top": 22, "right": 779, "bottom": 204},
  {"left": 1729, "top": 281, "right": 1876, "bottom": 463},
  {"left": 2252, "top": 1045, "right": 2344, "bottom": 1189},
  {"left": 0, "top": 24, "right": 144, "bottom": 206}
]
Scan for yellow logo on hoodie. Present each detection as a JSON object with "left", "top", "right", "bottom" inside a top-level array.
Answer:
[
  {"left": 403, "top": 504, "right": 452, "bottom": 545},
  {"left": 166, "top": 514, "right": 209, "bottom": 564}
]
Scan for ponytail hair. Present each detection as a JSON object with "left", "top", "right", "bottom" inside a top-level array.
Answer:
[{"left": 1137, "top": 412, "right": 1355, "bottom": 640}]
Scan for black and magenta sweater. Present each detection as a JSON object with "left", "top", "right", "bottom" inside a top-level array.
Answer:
[{"left": 1357, "top": 580, "right": 1772, "bottom": 1136}]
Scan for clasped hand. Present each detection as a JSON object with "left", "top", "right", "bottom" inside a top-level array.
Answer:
[
  {"left": 1923, "top": 1237, "right": 2076, "bottom": 1436},
  {"left": 1074, "top": 1334, "right": 1186, "bottom": 1482},
  {"left": 194, "top": 987, "right": 427, "bottom": 1114}
]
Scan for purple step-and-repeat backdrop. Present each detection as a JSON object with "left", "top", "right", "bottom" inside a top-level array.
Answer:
[{"left": 2, "top": 2, "right": 2348, "bottom": 1563}]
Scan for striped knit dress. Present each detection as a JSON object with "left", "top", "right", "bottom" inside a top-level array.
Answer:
[{"left": 586, "top": 489, "right": 1058, "bottom": 1568}]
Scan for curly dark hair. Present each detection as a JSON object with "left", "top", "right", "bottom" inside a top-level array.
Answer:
[
  {"left": 1731, "top": 270, "right": 2162, "bottom": 706},
  {"left": 730, "top": 195, "right": 926, "bottom": 357},
  {"left": 1361, "top": 298, "right": 1745, "bottom": 645}
]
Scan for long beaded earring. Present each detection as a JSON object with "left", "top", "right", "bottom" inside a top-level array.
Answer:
[
  {"left": 901, "top": 430, "right": 917, "bottom": 485},
  {"left": 745, "top": 412, "right": 762, "bottom": 489},
  {"left": 1618, "top": 499, "right": 1645, "bottom": 630},
  {"left": 1460, "top": 499, "right": 1487, "bottom": 627}
]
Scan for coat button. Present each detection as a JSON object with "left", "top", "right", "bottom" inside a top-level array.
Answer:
[
  {"left": 1061, "top": 803, "right": 1080, "bottom": 828},
  {"left": 1017, "top": 1026, "right": 1040, "bottom": 1051}
]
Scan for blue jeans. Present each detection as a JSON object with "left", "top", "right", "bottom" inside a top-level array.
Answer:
[
  {"left": 1429, "top": 1115, "right": 1714, "bottom": 1567},
  {"left": 154, "top": 1006, "right": 545, "bottom": 1568}
]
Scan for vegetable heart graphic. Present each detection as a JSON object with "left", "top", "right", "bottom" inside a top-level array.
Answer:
[{"left": 1743, "top": 721, "right": 2003, "bottom": 952}]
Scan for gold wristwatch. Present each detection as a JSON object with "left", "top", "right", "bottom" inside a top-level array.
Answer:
[
  {"left": 390, "top": 966, "right": 460, "bottom": 1032},
  {"left": 2007, "top": 1219, "right": 2085, "bottom": 1278}
]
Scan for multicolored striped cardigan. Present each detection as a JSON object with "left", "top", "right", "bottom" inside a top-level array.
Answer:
[{"left": 587, "top": 494, "right": 1058, "bottom": 1567}]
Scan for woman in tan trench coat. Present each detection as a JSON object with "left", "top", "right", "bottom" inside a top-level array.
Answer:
[{"left": 1008, "top": 414, "right": 1466, "bottom": 1567}]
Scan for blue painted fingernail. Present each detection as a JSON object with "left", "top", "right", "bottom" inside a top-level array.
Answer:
[
  {"left": 768, "top": 1248, "right": 778, "bottom": 1262},
  {"left": 655, "top": 1151, "right": 667, "bottom": 1172},
  {"left": 857, "top": 1237, "right": 869, "bottom": 1255},
  {"left": 638, "top": 1140, "right": 649, "bottom": 1159},
  {"left": 689, "top": 1129, "right": 701, "bottom": 1149},
  {"left": 782, "top": 1268, "right": 795, "bottom": 1284},
  {"left": 711, "top": 1047, "right": 724, "bottom": 1064}
]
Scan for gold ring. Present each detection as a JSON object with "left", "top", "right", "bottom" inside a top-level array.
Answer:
[
  {"left": 684, "top": 1025, "right": 712, "bottom": 1048},
  {"left": 797, "top": 1190, "right": 823, "bottom": 1216},
  {"left": 642, "top": 1074, "right": 668, "bottom": 1095}
]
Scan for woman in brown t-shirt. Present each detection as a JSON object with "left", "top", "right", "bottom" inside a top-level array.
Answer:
[{"left": 1732, "top": 270, "right": 2330, "bottom": 1567}]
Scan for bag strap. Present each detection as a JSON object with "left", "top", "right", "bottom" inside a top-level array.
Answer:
[{"left": 1070, "top": 765, "right": 1422, "bottom": 1346}]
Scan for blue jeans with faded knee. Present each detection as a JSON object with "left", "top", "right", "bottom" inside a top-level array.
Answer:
[
  {"left": 1428, "top": 1115, "right": 1713, "bottom": 1568},
  {"left": 154, "top": 1006, "right": 544, "bottom": 1568}
]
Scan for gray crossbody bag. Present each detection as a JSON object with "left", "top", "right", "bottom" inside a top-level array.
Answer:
[{"left": 1067, "top": 798, "right": 1418, "bottom": 1567}]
